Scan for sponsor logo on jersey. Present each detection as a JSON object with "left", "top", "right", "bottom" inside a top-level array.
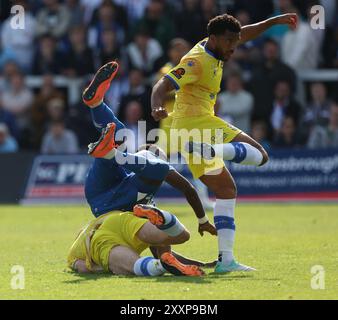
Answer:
[{"left": 171, "top": 68, "right": 185, "bottom": 79}]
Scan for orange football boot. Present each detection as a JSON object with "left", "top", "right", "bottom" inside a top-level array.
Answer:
[
  {"left": 160, "top": 252, "right": 205, "bottom": 276},
  {"left": 88, "top": 122, "right": 118, "bottom": 158},
  {"left": 133, "top": 204, "right": 165, "bottom": 226},
  {"left": 82, "top": 61, "right": 119, "bottom": 107}
]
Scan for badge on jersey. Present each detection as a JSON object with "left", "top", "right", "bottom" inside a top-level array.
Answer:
[{"left": 171, "top": 68, "right": 185, "bottom": 79}]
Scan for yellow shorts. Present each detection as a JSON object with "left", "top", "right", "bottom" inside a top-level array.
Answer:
[
  {"left": 171, "top": 115, "right": 241, "bottom": 179},
  {"left": 90, "top": 213, "right": 148, "bottom": 272}
]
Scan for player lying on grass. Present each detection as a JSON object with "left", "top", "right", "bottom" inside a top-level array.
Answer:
[
  {"left": 68, "top": 204, "right": 204, "bottom": 276},
  {"left": 151, "top": 12, "right": 298, "bottom": 273},
  {"left": 82, "top": 61, "right": 216, "bottom": 239}
]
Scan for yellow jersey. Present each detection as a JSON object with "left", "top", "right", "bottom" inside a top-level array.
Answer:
[
  {"left": 165, "top": 38, "right": 224, "bottom": 119},
  {"left": 67, "top": 212, "right": 112, "bottom": 271}
]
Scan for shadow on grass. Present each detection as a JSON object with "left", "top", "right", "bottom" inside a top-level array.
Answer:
[
  {"left": 62, "top": 271, "right": 116, "bottom": 284},
  {"left": 63, "top": 270, "right": 279, "bottom": 284}
]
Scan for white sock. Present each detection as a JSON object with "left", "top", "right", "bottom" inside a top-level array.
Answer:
[
  {"left": 158, "top": 211, "right": 185, "bottom": 237},
  {"left": 213, "top": 142, "right": 263, "bottom": 166},
  {"left": 214, "top": 199, "right": 236, "bottom": 264},
  {"left": 133, "top": 257, "right": 166, "bottom": 276}
]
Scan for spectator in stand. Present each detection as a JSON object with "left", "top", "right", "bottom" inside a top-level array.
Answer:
[
  {"left": 0, "top": 0, "right": 36, "bottom": 72},
  {"left": 113, "top": 0, "right": 150, "bottom": 24},
  {"left": 33, "top": 34, "right": 64, "bottom": 75},
  {"left": 123, "top": 101, "right": 146, "bottom": 153},
  {"left": 281, "top": 8, "right": 324, "bottom": 71},
  {"left": 46, "top": 97, "right": 67, "bottom": 123},
  {"left": 80, "top": 0, "right": 103, "bottom": 25},
  {"left": 250, "top": 38, "right": 296, "bottom": 122},
  {"left": 65, "top": 0, "right": 85, "bottom": 27},
  {"left": 62, "top": 26, "right": 95, "bottom": 77},
  {"left": 251, "top": 120, "right": 271, "bottom": 150},
  {"left": 0, "top": 123, "right": 18, "bottom": 153},
  {"left": 319, "top": 0, "right": 338, "bottom": 68},
  {"left": 35, "top": 0, "right": 72, "bottom": 39},
  {"left": 301, "top": 82, "right": 331, "bottom": 137},
  {"left": 0, "top": 1, "right": 11, "bottom": 22},
  {"left": 126, "top": 29, "right": 163, "bottom": 77},
  {"left": 30, "top": 75, "right": 64, "bottom": 149},
  {"left": 232, "top": 0, "right": 274, "bottom": 23},
  {"left": 270, "top": 80, "right": 302, "bottom": 139},
  {"left": 216, "top": 73, "right": 254, "bottom": 133},
  {"left": 200, "top": 0, "right": 219, "bottom": 34},
  {"left": 41, "top": 120, "right": 79, "bottom": 154},
  {"left": 0, "top": 50, "right": 17, "bottom": 75},
  {"left": 0, "top": 61, "right": 21, "bottom": 91},
  {"left": 274, "top": 116, "right": 301, "bottom": 148},
  {"left": 97, "top": 29, "right": 123, "bottom": 67},
  {"left": 134, "top": 0, "right": 175, "bottom": 50},
  {"left": 307, "top": 101, "right": 338, "bottom": 149},
  {"left": 88, "top": 0, "right": 126, "bottom": 49},
  {"left": 0, "top": 95, "right": 19, "bottom": 139},
  {"left": 118, "top": 69, "right": 151, "bottom": 124},
  {"left": 66, "top": 99, "right": 99, "bottom": 150},
  {"left": 264, "top": 0, "right": 296, "bottom": 42},
  {"left": 1, "top": 72, "right": 33, "bottom": 131},
  {"left": 175, "top": 0, "right": 204, "bottom": 44}
]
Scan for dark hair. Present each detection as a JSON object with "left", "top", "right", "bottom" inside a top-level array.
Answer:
[
  {"left": 207, "top": 14, "right": 241, "bottom": 36},
  {"left": 264, "top": 38, "right": 279, "bottom": 47}
]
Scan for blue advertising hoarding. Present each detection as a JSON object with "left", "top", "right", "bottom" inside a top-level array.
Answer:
[{"left": 21, "top": 148, "right": 338, "bottom": 204}]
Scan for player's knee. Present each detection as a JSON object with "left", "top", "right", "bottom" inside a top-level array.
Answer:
[
  {"left": 213, "top": 180, "right": 237, "bottom": 198},
  {"left": 175, "top": 230, "right": 190, "bottom": 243}
]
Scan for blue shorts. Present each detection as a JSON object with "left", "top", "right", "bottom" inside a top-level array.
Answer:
[{"left": 85, "top": 158, "right": 170, "bottom": 217}]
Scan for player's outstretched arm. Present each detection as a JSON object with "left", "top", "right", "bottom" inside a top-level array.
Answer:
[
  {"left": 72, "top": 259, "right": 103, "bottom": 274},
  {"left": 165, "top": 170, "right": 217, "bottom": 236},
  {"left": 151, "top": 77, "right": 175, "bottom": 121},
  {"left": 239, "top": 13, "right": 298, "bottom": 44}
]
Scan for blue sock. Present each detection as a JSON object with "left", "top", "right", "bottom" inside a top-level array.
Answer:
[
  {"left": 133, "top": 257, "right": 165, "bottom": 276},
  {"left": 90, "top": 102, "right": 125, "bottom": 133},
  {"left": 213, "top": 142, "right": 263, "bottom": 166}
]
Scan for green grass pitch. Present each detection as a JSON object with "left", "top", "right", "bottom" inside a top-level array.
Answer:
[{"left": 0, "top": 203, "right": 337, "bottom": 300}]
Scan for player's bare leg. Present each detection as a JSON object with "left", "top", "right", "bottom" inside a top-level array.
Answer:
[
  {"left": 186, "top": 131, "right": 269, "bottom": 166},
  {"left": 134, "top": 205, "right": 205, "bottom": 276},
  {"left": 108, "top": 246, "right": 143, "bottom": 275},
  {"left": 134, "top": 205, "right": 191, "bottom": 246},
  {"left": 200, "top": 168, "right": 256, "bottom": 273}
]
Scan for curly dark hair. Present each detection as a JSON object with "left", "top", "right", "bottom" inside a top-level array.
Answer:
[{"left": 207, "top": 14, "right": 242, "bottom": 36}]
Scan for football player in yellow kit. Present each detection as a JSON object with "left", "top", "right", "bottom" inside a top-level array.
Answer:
[
  {"left": 151, "top": 13, "right": 298, "bottom": 273},
  {"left": 68, "top": 204, "right": 207, "bottom": 276}
]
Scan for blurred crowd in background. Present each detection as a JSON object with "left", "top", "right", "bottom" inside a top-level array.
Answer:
[{"left": 0, "top": 0, "right": 337, "bottom": 154}]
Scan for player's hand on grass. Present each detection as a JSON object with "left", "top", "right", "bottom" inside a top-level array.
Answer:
[
  {"left": 152, "top": 106, "right": 168, "bottom": 121},
  {"left": 271, "top": 13, "right": 298, "bottom": 30},
  {"left": 198, "top": 221, "right": 217, "bottom": 237}
]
